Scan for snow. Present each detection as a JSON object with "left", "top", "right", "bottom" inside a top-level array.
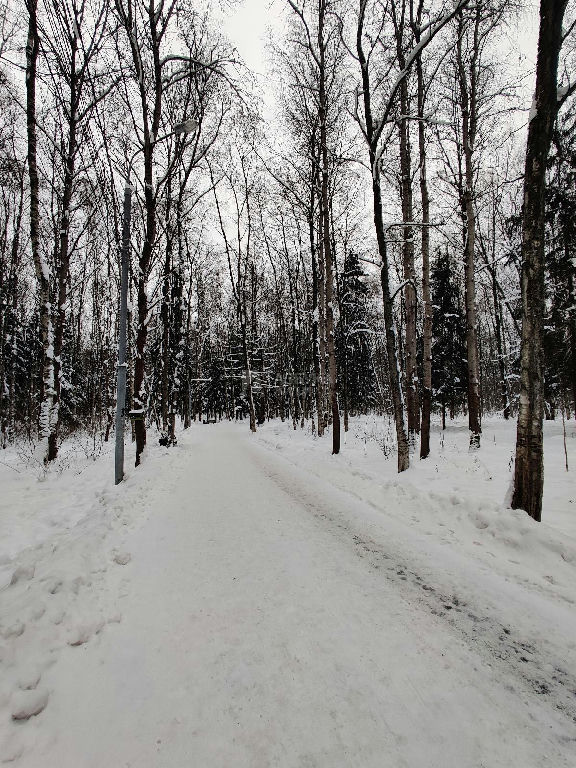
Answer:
[
  {"left": 112, "top": 551, "right": 131, "bottom": 566},
  {"left": 39, "top": 259, "right": 50, "bottom": 284},
  {"left": 11, "top": 690, "right": 49, "bottom": 722},
  {"left": 0, "top": 417, "right": 575, "bottom": 766}
]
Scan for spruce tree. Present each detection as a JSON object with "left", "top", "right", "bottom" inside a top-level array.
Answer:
[
  {"left": 545, "top": 117, "right": 576, "bottom": 416},
  {"left": 336, "top": 251, "right": 376, "bottom": 423},
  {"left": 431, "top": 250, "right": 467, "bottom": 427}
]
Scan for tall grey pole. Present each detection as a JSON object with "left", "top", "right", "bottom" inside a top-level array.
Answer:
[{"left": 114, "top": 181, "right": 132, "bottom": 484}]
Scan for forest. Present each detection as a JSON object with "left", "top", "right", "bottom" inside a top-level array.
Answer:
[
  {"left": 0, "top": 0, "right": 574, "bottom": 525},
  {"left": 2, "top": 1, "right": 576, "bottom": 763}
]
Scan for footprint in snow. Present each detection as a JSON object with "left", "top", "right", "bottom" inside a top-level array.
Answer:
[
  {"left": 112, "top": 551, "right": 131, "bottom": 566},
  {"left": 1, "top": 732, "right": 26, "bottom": 763},
  {"left": 70, "top": 575, "right": 90, "bottom": 594},
  {"left": 17, "top": 669, "right": 42, "bottom": 691},
  {"left": 28, "top": 603, "right": 46, "bottom": 621},
  {"left": 1, "top": 622, "right": 25, "bottom": 640},
  {"left": 49, "top": 608, "right": 66, "bottom": 625},
  {"left": 67, "top": 618, "right": 105, "bottom": 646},
  {"left": 46, "top": 578, "right": 63, "bottom": 595},
  {"left": 11, "top": 688, "right": 49, "bottom": 720},
  {"left": 10, "top": 565, "right": 35, "bottom": 586}
]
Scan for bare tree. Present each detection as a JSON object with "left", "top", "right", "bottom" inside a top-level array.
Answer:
[
  {"left": 38, "top": 0, "right": 112, "bottom": 460},
  {"left": 114, "top": 0, "right": 233, "bottom": 464},
  {"left": 286, "top": 0, "right": 344, "bottom": 453},
  {"left": 454, "top": 3, "right": 486, "bottom": 449},
  {"left": 157, "top": 36, "right": 230, "bottom": 444},
  {"left": 353, "top": 0, "right": 467, "bottom": 471},
  {"left": 391, "top": 0, "right": 419, "bottom": 447},
  {"left": 25, "top": 0, "right": 56, "bottom": 463},
  {"left": 212, "top": 147, "right": 260, "bottom": 433},
  {"left": 412, "top": 0, "right": 433, "bottom": 459}
]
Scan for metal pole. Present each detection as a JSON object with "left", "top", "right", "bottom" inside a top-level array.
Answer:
[{"left": 114, "top": 181, "right": 132, "bottom": 484}]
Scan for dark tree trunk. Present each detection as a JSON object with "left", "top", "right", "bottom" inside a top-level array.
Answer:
[
  {"left": 456, "top": 11, "right": 482, "bottom": 449},
  {"left": 160, "top": 196, "right": 173, "bottom": 436},
  {"left": 357, "top": 4, "right": 409, "bottom": 472},
  {"left": 121, "top": 0, "right": 166, "bottom": 466},
  {"left": 1, "top": 172, "right": 25, "bottom": 447},
  {"left": 318, "top": 0, "right": 340, "bottom": 455},
  {"left": 309, "top": 191, "right": 325, "bottom": 437},
  {"left": 512, "top": 0, "right": 567, "bottom": 521},
  {"left": 316, "top": 173, "right": 328, "bottom": 434},
  {"left": 568, "top": 270, "right": 576, "bottom": 416},
  {"left": 492, "top": 246, "right": 510, "bottom": 420},
  {"left": 394, "top": 31, "right": 419, "bottom": 445},
  {"left": 241, "top": 310, "right": 257, "bottom": 434},
  {"left": 25, "top": 0, "right": 56, "bottom": 463},
  {"left": 51, "top": 33, "right": 79, "bottom": 462},
  {"left": 415, "top": 11, "right": 432, "bottom": 460}
]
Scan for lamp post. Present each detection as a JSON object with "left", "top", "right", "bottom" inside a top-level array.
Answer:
[
  {"left": 114, "top": 118, "right": 198, "bottom": 485},
  {"left": 114, "top": 181, "right": 131, "bottom": 485}
]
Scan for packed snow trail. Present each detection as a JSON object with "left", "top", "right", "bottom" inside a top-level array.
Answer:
[{"left": 8, "top": 424, "right": 576, "bottom": 767}]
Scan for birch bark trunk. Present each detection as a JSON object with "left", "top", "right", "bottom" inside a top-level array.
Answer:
[{"left": 25, "top": 0, "right": 56, "bottom": 463}]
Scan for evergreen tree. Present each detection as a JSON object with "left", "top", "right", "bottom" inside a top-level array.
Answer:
[
  {"left": 336, "top": 251, "right": 376, "bottom": 425},
  {"left": 431, "top": 250, "right": 467, "bottom": 426},
  {"left": 544, "top": 116, "right": 576, "bottom": 416}
]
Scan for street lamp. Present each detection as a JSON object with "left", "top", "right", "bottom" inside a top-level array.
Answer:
[
  {"left": 174, "top": 118, "right": 198, "bottom": 135},
  {"left": 114, "top": 117, "right": 198, "bottom": 485}
]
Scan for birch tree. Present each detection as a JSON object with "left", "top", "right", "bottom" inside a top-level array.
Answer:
[
  {"left": 40, "top": 0, "right": 112, "bottom": 460},
  {"left": 391, "top": 0, "right": 420, "bottom": 447},
  {"left": 25, "top": 0, "right": 56, "bottom": 463},
  {"left": 212, "top": 147, "right": 260, "bottom": 433},
  {"left": 114, "top": 0, "right": 233, "bottom": 465},
  {"left": 286, "top": 0, "right": 344, "bottom": 454},
  {"left": 353, "top": 0, "right": 468, "bottom": 471}
]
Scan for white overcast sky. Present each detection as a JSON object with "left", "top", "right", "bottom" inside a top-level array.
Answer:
[
  {"left": 221, "top": 0, "right": 284, "bottom": 76},
  {"left": 217, "top": 0, "right": 542, "bottom": 154},
  {"left": 223, "top": 0, "right": 538, "bottom": 75}
]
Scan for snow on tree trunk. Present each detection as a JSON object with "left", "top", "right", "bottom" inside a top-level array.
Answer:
[
  {"left": 415, "top": 20, "right": 432, "bottom": 460},
  {"left": 311, "top": 210, "right": 325, "bottom": 438},
  {"left": 393, "top": 10, "right": 419, "bottom": 449},
  {"left": 357, "top": 2, "right": 410, "bottom": 473},
  {"left": 26, "top": 0, "right": 56, "bottom": 464},
  {"left": 456, "top": 11, "right": 482, "bottom": 450}
]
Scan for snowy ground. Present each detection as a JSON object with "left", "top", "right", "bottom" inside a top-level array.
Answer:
[{"left": 0, "top": 416, "right": 575, "bottom": 767}]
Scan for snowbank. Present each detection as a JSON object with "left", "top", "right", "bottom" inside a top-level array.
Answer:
[
  {"left": 1, "top": 416, "right": 575, "bottom": 766},
  {"left": 0, "top": 432, "right": 173, "bottom": 759},
  {"left": 255, "top": 415, "right": 576, "bottom": 632}
]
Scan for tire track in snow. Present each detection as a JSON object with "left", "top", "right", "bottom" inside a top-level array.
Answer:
[{"left": 250, "top": 441, "right": 576, "bottom": 740}]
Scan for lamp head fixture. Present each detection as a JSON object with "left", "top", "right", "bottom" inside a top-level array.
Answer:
[{"left": 173, "top": 118, "right": 198, "bottom": 135}]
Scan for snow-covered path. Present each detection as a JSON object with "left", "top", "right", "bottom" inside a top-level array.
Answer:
[{"left": 5, "top": 424, "right": 576, "bottom": 767}]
